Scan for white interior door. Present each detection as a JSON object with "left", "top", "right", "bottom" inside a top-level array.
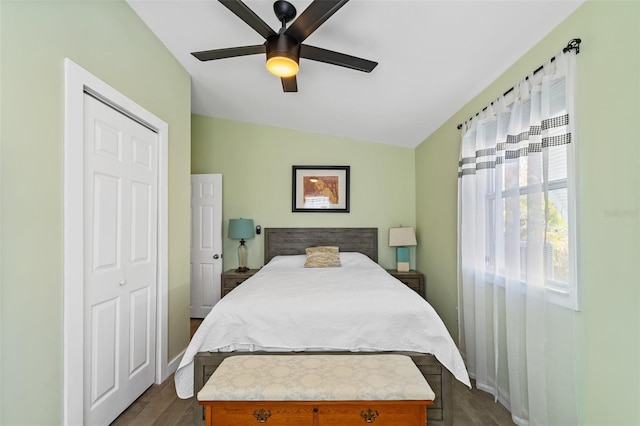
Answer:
[
  {"left": 190, "top": 174, "right": 223, "bottom": 318},
  {"left": 83, "top": 94, "right": 158, "bottom": 425}
]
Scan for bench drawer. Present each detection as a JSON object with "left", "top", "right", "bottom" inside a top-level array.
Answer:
[
  {"left": 205, "top": 402, "right": 313, "bottom": 426},
  {"left": 202, "top": 401, "right": 429, "bottom": 426},
  {"left": 317, "top": 402, "right": 426, "bottom": 425}
]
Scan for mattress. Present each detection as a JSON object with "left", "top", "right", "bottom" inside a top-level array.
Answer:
[{"left": 174, "top": 252, "right": 470, "bottom": 398}]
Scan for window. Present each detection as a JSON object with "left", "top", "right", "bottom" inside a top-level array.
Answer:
[{"left": 469, "top": 69, "right": 578, "bottom": 310}]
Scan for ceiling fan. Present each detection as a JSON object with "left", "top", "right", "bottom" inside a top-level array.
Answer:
[{"left": 191, "top": 0, "right": 378, "bottom": 92}]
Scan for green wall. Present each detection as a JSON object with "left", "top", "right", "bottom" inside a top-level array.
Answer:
[
  {"left": 192, "top": 114, "right": 416, "bottom": 270},
  {"left": 415, "top": 1, "right": 640, "bottom": 424},
  {"left": 0, "top": 1, "right": 191, "bottom": 424}
]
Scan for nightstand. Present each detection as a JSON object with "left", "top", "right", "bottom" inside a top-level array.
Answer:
[
  {"left": 386, "top": 269, "right": 426, "bottom": 299},
  {"left": 221, "top": 269, "right": 259, "bottom": 298}
]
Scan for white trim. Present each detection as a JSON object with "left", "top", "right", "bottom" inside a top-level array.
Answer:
[
  {"left": 63, "top": 59, "right": 169, "bottom": 425},
  {"left": 565, "top": 51, "right": 580, "bottom": 311},
  {"left": 168, "top": 348, "right": 187, "bottom": 377}
]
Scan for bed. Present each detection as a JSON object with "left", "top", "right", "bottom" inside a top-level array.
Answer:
[{"left": 177, "top": 227, "right": 470, "bottom": 426}]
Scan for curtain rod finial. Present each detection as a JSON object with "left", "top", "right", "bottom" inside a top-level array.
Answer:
[{"left": 563, "top": 38, "right": 581, "bottom": 54}]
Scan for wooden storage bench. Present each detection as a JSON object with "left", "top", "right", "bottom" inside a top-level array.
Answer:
[{"left": 197, "top": 354, "right": 434, "bottom": 425}]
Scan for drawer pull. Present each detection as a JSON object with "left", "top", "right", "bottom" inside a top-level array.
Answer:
[
  {"left": 253, "top": 409, "right": 271, "bottom": 423},
  {"left": 360, "top": 408, "right": 379, "bottom": 423}
]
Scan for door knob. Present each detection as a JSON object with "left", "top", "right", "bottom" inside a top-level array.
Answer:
[
  {"left": 119, "top": 280, "right": 126, "bottom": 286},
  {"left": 213, "top": 254, "right": 220, "bottom": 259}
]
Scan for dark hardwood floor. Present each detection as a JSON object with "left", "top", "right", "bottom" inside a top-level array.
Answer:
[
  {"left": 110, "top": 372, "right": 194, "bottom": 426},
  {"left": 111, "top": 319, "right": 515, "bottom": 426},
  {"left": 451, "top": 380, "right": 515, "bottom": 425}
]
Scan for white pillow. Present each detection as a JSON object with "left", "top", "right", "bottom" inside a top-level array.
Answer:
[
  {"left": 261, "top": 255, "right": 306, "bottom": 271},
  {"left": 339, "top": 252, "right": 379, "bottom": 268}
]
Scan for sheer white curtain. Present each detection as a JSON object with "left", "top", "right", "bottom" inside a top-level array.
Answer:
[{"left": 457, "top": 49, "right": 579, "bottom": 425}]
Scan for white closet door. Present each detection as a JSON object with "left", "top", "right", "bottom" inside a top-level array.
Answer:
[
  {"left": 83, "top": 94, "right": 158, "bottom": 425},
  {"left": 190, "top": 174, "right": 223, "bottom": 318}
]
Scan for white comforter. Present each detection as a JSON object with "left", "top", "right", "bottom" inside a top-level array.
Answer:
[{"left": 174, "top": 252, "right": 470, "bottom": 398}]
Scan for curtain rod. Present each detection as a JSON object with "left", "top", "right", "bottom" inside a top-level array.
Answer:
[{"left": 456, "top": 38, "right": 581, "bottom": 130}]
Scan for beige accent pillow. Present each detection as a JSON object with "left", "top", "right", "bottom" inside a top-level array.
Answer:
[{"left": 304, "top": 246, "right": 341, "bottom": 268}]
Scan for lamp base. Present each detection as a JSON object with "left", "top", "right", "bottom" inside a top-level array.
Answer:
[
  {"left": 396, "top": 246, "right": 410, "bottom": 272},
  {"left": 237, "top": 239, "right": 249, "bottom": 273},
  {"left": 396, "top": 263, "right": 410, "bottom": 273}
]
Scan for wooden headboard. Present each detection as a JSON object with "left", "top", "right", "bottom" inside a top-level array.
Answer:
[{"left": 264, "top": 228, "right": 378, "bottom": 264}]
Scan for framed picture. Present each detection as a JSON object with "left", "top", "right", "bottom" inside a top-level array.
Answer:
[{"left": 292, "top": 165, "right": 350, "bottom": 213}]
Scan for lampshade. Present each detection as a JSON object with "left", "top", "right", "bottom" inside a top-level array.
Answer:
[
  {"left": 389, "top": 227, "right": 417, "bottom": 247},
  {"left": 228, "top": 218, "right": 255, "bottom": 240},
  {"left": 266, "top": 56, "right": 299, "bottom": 77}
]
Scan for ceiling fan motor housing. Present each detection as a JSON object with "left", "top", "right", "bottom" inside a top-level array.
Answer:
[{"left": 266, "top": 34, "right": 301, "bottom": 64}]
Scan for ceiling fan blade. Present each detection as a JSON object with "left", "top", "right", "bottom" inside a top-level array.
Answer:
[
  {"left": 219, "top": 0, "right": 277, "bottom": 40},
  {"left": 191, "top": 44, "right": 266, "bottom": 61},
  {"left": 281, "top": 76, "right": 298, "bottom": 92},
  {"left": 285, "top": 0, "right": 349, "bottom": 43},
  {"left": 300, "top": 45, "right": 377, "bottom": 73}
]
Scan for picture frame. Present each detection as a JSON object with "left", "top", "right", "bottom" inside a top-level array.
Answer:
[{"left": 292, "top": 165, "right": 350, "bottom": 213}]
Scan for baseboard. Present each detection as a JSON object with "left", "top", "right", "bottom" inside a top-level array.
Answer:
[{"left": 167, "top": 348, "right": 186, "bottom": 378}]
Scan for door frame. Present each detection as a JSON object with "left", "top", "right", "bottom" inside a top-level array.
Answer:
[{"left": 63, "top": 59, "right": 169, "bottom": 425}]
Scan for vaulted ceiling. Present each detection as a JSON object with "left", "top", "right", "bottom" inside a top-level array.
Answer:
[{"left": 127, "top": 0, "right": 584, "bottom": 148}]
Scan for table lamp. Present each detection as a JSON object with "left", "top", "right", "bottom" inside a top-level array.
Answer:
[
  {"left": 228, "top": 218, "right": 254, "bottom": 272},
  {"left": 389, "top": 226, "right": 417, "bottom": 272}
]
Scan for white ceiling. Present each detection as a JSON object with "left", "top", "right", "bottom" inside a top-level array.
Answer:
[{"left": 127, "top": 0, "right": 584, "bottom": 148}]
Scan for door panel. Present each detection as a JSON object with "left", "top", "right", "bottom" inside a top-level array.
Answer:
[
  {"left": 90, "top": 299, "right": 119, "bottom": 406},
  {"left": 201, "top": 263, "right": 215, "bottom": 304},
  {"left": 92, "top": 173, "right": 121, "bottom": 270},
  {"left": 131, "top": 181, "right": 151, "bottom": 263},
  {"left": 94, "top": 119, "right": 121, "bottom": 160},
  {"left": 129, "top": 286, "right": 150, "bottom": 376}
]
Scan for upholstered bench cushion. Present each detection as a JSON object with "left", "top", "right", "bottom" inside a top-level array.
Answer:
[{"left": 197, "top": 354, "right": 435, "bottom": 402}]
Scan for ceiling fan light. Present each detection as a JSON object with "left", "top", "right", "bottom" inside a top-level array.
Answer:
[{"left": 266, "top": 56, "right": 299, "bottom": 77}]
